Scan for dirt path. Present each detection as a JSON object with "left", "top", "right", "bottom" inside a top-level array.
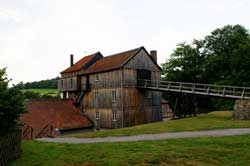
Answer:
[{"left": 37, "top": 128, "right": 250, "bottom": 144}]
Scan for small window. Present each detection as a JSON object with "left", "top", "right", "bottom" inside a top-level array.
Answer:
[
  {"left": 70, "top": 78, "right": 73, "bottom": 88},
  {"left": 61, "top": 80, "right": 63, "bottom": 88},
  {"left": 112, "top": 90, "right": 116, "bottom": 102},
  {"left": 95, "top": 74, "right": 99, "bottom": 81},
  {"left": 94, "top": 91, "right": 99, "bottom": 101},
  {"left": 96, "top": 111, "right": 100, "bottom": 119},
  {"left": 112, "top": 111, "right": 117, "bottom": 121}
]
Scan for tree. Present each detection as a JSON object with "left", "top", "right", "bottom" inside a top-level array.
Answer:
[
  {"left": 162, "top": 40, "right": 206, "bottom": 83},
  {"left": 0, "top": 68, "right": 25, "bottom": 135},
  {"left": 203, "top": 25, "right": 250, "bottom": 85},
  {"left": 162, "top": 25, "right": 250, "bottom": 116}
]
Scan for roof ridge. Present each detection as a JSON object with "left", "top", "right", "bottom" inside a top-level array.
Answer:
[{"left": 103, "top": 46, "right": 143, "bottom": 58}]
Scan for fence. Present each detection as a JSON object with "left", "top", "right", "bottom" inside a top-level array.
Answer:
[{"left": 0, "top": 131, "right": 22, "bottom": 166}]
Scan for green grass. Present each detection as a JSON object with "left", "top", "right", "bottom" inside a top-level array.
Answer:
[
  {"left": 22, "top": 89, "right": 58, "bottom": 95},
  {"left": 11, "top": 135, "right": 250, "bottom": 166},
  {"left": 66, "top": 111, "right": 250, "bottom": 138}
]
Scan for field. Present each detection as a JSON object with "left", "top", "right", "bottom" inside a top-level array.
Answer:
[
  {"left": 11, "top": 135, "right": 250, "bottom": 166},
  {"left": 66, "top": 111, "right": 250, "bottom": 138},
  {"left": 22, "top": 89, "right": 58, "bottom": 95}
]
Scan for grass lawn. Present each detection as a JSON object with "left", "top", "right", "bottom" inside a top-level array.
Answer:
[
  {"left": 22, "top": 89, "right": 58, "bottom": 95},
  {"left": 11, "top": 135, "right": 250, "bottom": 166},
  {"left": 66, "top": 111, "right": 250, "bottom": 138}
]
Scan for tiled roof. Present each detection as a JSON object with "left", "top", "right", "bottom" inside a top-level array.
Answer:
[
  {"left": 83, "top": 47, "right": 143, "bottom": 74},
  {"left": 61, "top": 52, "right": 98, "bottom": 74},
  {"left": 20, "top": 99, "right": 93, "bottom": 136}
]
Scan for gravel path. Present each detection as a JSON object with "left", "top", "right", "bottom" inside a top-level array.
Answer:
[{"left": 37, "top": 128, "right": 250, "bottom": 144}]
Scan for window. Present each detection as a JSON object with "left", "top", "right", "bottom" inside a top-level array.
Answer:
[
  {"left": 112, "top": 111, "right": 117, "bottom": 121},
  {"left": 112, "top": 90, "right": 116, "bottom": 102},
  {"left": 95, "top": 74, "right": 99, "bottom": 81},
  {"left": 70, "top": 78, "right": 73, "bottom": 88},
  {"left": 96, "top": 111, "right": 100, "bottom": 119},
  {"left": 94, "top": 91, "right": 99, "bottom": 101},
  {"left": 61, "top": 80, "right": 63, "bottom": 88}
]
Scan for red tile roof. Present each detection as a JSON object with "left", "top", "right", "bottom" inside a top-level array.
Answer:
[
  {"left": 83, "top": 47, "right": 142, "bottom": 74},
  {"left": 20, "top": 99, "right": 93, "bottom": 137},
  {"left": 61, "top": 52, "right": 98, "bottom": 74}
]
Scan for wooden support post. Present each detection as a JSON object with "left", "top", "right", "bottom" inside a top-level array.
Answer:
[{"left": 173, "top": 97, "right": 178, "bottom": 119}]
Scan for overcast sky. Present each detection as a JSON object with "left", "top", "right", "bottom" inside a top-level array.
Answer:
[{"left": 0, "top": 0, "right": 250, "bottom": 84}]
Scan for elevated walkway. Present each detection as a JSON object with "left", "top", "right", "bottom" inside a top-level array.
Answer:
[{"left": 137, "top": 79, "right": 250, "bottom": 99}]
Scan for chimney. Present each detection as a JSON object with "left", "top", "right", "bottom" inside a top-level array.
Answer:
[
  {"left": 70, "top": 54, "right": 74, "bottom": 67},
  {"left": 150, "top": 50, "right": 157, "bottom": 63}
]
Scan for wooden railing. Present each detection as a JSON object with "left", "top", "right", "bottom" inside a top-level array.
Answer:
[
  {"left": 21, "top": 123, "right": 34, "bottom": 140},
  {"left": 35, "top": 124, "right": 54, "bottom": 138},
  {"left": 137, "top": 79, "right": 250, "bottom": 99}
]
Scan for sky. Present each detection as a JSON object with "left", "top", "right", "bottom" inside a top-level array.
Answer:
[{"left": 0, "top": 0, "right": 250, "bottom": 84}]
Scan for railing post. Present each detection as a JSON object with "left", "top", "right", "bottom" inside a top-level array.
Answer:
[
  {"left": 144, "top": 80, "right": 148, "bottom": 88},
  {"left": 179, "top": 83, "right": 182, "bottom": 91},
  {"left": 242, "top": 89, "right": 245, "bottom": 98},
  {"left": 207, "top": 87, "right": 210, "bottom": 95},
  {"left": 222, "top": 88, "right": 226, "bottom": 97},
  {"left": 167, "top": 82, "right": 170, "bottom": 89},
  {"left": 192, "top": 84, "right": 195, "bottom": 93}
]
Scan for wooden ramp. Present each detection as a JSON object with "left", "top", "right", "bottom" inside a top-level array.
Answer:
[{"left": 137, "top": 79, "right": 250, "bottom": 99}]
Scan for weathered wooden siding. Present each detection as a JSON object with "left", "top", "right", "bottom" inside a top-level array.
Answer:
[
  {"left": 83, "top": 88, "right": 122, "bottom": 108},
  {"left": 123, "top": 69, "right": 137, "bottom": 87},
  {"left": 89, "top": 70, "right": 121, "bottom": 89},
  {"left": 124, "top": 49, "right": 160, "bottom": 71},
  {"left": 58, "top": 76, "right": 77, "bottom": 92},
  {"left": 81, "top": 76, "right": 88, "bottom": 90},
  {"left": 82, "top": 87, "right": 162, "bottom": 128},
  {"left": 84, "top": 109, "right": 122, "bottom": 128}
]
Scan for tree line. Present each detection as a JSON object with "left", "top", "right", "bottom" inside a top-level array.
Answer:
[{"left": 22, "top": 77, "right": 59, "bottom": 89}]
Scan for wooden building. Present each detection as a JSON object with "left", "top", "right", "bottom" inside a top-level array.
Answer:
[{"left": 58, "top": 47, "right": 162, "bottom": 128}]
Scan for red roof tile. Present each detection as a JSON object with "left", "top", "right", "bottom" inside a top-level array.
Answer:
[
  {"left": 20, "top": 99, "right": 93, "bottom": 137},
  {"left": 83, "top": 47, "right": 142, "bottom": 74},
  {"left": 61, "top": 52, "right": 98, "bottom": 74}
]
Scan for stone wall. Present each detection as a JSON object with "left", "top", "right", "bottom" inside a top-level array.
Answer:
[{"left": 233, "top": 99, "right": 250, "bottom": 120}]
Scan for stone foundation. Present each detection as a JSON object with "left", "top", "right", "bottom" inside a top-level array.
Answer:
[{"left": 233, "top": 99, "right": 250, "bottom": 120}]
